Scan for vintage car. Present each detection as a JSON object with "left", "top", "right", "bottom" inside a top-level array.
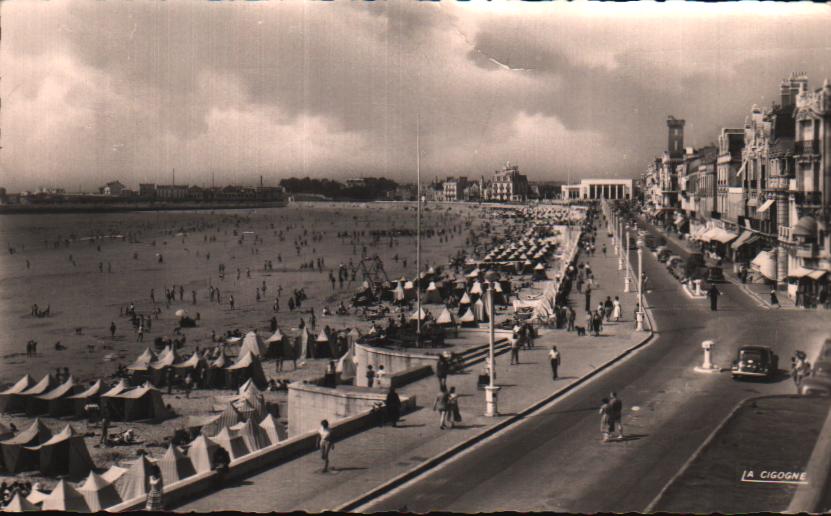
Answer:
[
  {"left": 800, "top": 360, "right": 831, "bottom": 396},
  {"left": 731, "top": 346, "right": 779, "bottom": 380}
]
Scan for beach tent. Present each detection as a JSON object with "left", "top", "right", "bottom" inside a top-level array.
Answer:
[
  {"left": 126, "top": 348, "right": 157, "bottom": 372},
  {"left": 436, "top": 307, "right": 457, "bottom": 326},
  {"left": 230, "top": 418, "right": 271, "bottom": 452},
  {"left": 225, "top": 351, "right": 267, "bottom": 390},
  {"left": 425, "top": 282, "right": 442, "bottom": 304},
  {"left": 0, "top": 418, "right": 52, "bottom": 473},
  {"left": 259, "top": 414, "right": 287, "bottom": 444},
  {"left": 460, "top": 307, "right": 478, "bottom": 327},
  {"left": 26, "top": 424, "right": 94, "bottom": 478},
  {"left": 473, "top": 299, "right": 488, "bottom": 322},
  {"left": 113, "top": 384, "right": 170, "bottom": 422},
  {"left": 469, "top": 281, "right": 483, "bottom": 296},
  {"left": 2, "top": 492, "right": 38, "bottom": 512},
  {"left": 173, "top": 352, "right": 205, "bottom": 380},
  {"left": 0, "top": 373, "right": 34, "bottom": 413},
  {"left": 466, "top": 268, "right": 481, "bottom": 279},
  {"left": 202, "top": 403, "right": 243, "bottom": 438},
  {"left": 187, "top": 434, "right": 221, "bottom": 473},
  {"left": 209, "top": 427, "right": 250, "bottom": 461},
  {"left": 67, "top": 380, "right": 103, "bottom": 417},
  {"left": 101, "top": 464, "right": 128, "bottom": 484},
  {"left": 77, "top": 471, "right": 122, "bottom": 512},
  {"left": 40, "top": 479, "right": 91, "bottom": 512},
  {"left": 240, "top": 331, "right": 268, "bottom": 358},
  {"left": 17, "top": 375, "right": 56, "bottom": 412},
  {"left": 205, "top": 353, "right": 229, "bottom": 389},
  {"left": 149, "top": 347, "right": 179, "bottom": 386},
  {"left": 238, "top": 386, "right": 267, "bottom": 421},
  {"left": 26, "top": 488, "right": 48, "bottom": 506},
  {"left": 157, "top": 443, "right": 196, "bottom": 484},
  {"left": 403, "top": 281, "right": 416, "bottom": 300},
  {"left": 113, "top": 454, "right": 154, "bottom": 501},
  {"left": 336, "top": 347, "right": 356, "bottom": 381},
  {"left": 29, "top": 376, "right": 80, "bottom": 417},
  {"left": 265, "top": 329, "right": 286, "bottom": 357},
  {"left": 297, "top": 327, "right": 315, "bottom": 359},
  {"left": 533, "top": 262, "right": 547, "bottom": 280},
  {"left": 100, "top": 379, "right": 130, "bottom": 419},
  {"left": 347, "top": 327, "right": 362, "bottom": 346},
  {"left": 409, "top": 307, "right": 428, "bottom": 321},
  {"left": 314, "top": 330, "right": 336, "bottom": 358}
]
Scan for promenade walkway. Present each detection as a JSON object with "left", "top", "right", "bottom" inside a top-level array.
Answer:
[{"left": 176, "top": 219, "right": 651, "bottom": 512}]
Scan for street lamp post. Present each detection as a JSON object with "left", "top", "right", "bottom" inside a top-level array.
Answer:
[
  {"left": 624, "top": 230, "right": 630, "bottom": 292},
  {"left": 485, "top": 287, "right": 500, "bottom": 416},
  {"left": 636, "top": 238, "right": 645, "bottom": 331},
  {"left": 617, "top": 218, "right": 624, "bottom": 270}
]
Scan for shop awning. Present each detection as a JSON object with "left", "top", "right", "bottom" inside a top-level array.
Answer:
[
  {"left": 691, "top": 226, "right": 709, "bottom": 241},
  {"left": 710, "top": 228, "right": 739, "bottom": 244},
  {"left": 699, "top": 227, "right": 719, "bottom": 242},
  {"left": 731, "top": 231, "right": 759, "bottom": 250},
  {"left": 751, "top": 250, "right": 777, "bottom": 281},
  {"left": 757, "top": 199, "right": 775, "bottom": 213},
  {"left": 789, "top": 265, "right": 814, "bottom": 278},
  {"left": 808, "top": 269, "right": 828, "bottom": 280}
]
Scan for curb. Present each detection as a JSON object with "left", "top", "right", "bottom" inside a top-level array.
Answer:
[
  {"left": 785, "top": 403, "right": 831, "bottom": 513},
  {"left": 644, "top": 397, "right": 746, "bottom": 513},
  {"left": 335, "top": 314, "right": 657, "bottom": 512}
]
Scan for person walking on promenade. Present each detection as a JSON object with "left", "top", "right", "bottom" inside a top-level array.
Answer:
[
  {"left": 145, "top": 464, "right": 164, "bottom": 510},
  {"left": 316, "top": 420, "right": 334, "bottom": 473},
  {"left": 436, "top": 355, "right": 448, "bottom": 390},
  {"left": 433, "top": 386, "right": 450, "bottom": 429},
  {"left": 707, "top": 284, "right": 721, "bottom": 311},
  {"left": 549, "top": 346, "right": 561, "bottom": 380},
  {"left": 110, "top": 322, "right": 116, "bottom": 339},
  {"left": 567, "top": 306, "right": 576, "bottom": 331},
  {"left": 385, "top": 387, "right": 401, "bottom": 427},
  {"left": 612, "top": 296, "right": 622, "bottom": 321},
  {"left": 770, "top": 289, "right": 780, "bottom": 308},
  {"left": 585, "top": 285, "right": 592, "bottom": 313},
  {"left": 509, "top": 331, "right": 521, "bottom": 365},
  {"left": 448, "top": 386, "right": 461, "bottom": 428},
  {"left": 604, "top": 296, "right": 613, "bottom": 322},
  {"left": 366, "top": 365, "right": 375, "bottom": 388},
  {"left": 599, "top": 398, "right": 611, "bottom": 442},
  {"left": 609, "top": 391, "right": 624, "bottom": 440}
]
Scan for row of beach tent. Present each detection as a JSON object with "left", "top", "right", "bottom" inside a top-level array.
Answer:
[{"left": 0, "top": 420, "right": 94, "bottom": 478}]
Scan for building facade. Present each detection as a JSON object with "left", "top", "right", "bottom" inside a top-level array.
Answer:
[
  {"left": 487, "top": 162, "right": 529, "bottom": 202},
  {"left": 561, "top": 179, "right": 633, "bottom": 200}
]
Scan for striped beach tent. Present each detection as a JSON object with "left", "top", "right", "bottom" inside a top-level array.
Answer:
[{"left": 157, "top": 443, "right": 196, "bottom": 483}]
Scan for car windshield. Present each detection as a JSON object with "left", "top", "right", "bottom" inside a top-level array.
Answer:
[{"left": 740, "top": 350, "right": 764, "bottom": 362}]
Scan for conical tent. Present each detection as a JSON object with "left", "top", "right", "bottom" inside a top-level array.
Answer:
[
  {"left": 225, "top": 351, "right": 267, "bottom": 390},
  {"left": 0, "top": 373, "right": 34, "bottom": 413},
  {"left": 113, "top": 454, "right": 153, "bottom": 501},
  {"left": 27, "top": 488, "right": 49, "bottom": 506},
  {"left": 18, "top": 374, "right": 56, "bottom": 401},
  {"left": 3, "top": 492, "right": 38, "bottom": 512},
  {"left": 157, "top": 443, "right": 196, "bottom": 484},
  {"left": 202, "top": 403, "right": 242, "bottom": 437},
  {"left": 240, "top": 331, "right": 268, "bottom": 358},
  {"left": 0, "top": 418, "right": 52, "bottom": 473},
  {"left": 348, "top": 327, "right": 362, "bottom": 345},
  {"left": 392, "top": 285, "right": 406, "bottom": 303},
  {"left": 265, "top": 329, "right": 285, "bottom": 357},
  {"left": 460, "top": 307, "right": 478, "bottom": 326},
  {"left": 410, "top": 307, "right": 427, "bottom": 321},
  {"left": 187, "top": 434, "right": 220, "bottom": 473},
  {"left": 238, "top": 388, "right": 267, "bottom": 421},
  {"left": 469, "top": 281, "right": 483, "bottom": 296},
  {"left": 436, "top": 308, "right": 457, "bottom": 326},
  {"left": 67, "top": 379, "right": 103, "bottom": 417},
  {"left": 298, "top": 328, "right": 314, "bottom": 359},
  {"left": 336, "top": 347, "right": 356, "bottom": 380},
  {"left": 231, "top": 418, "right": 271, "bottom": 452},
  {"left": 30, "top": 376, "right": 80, "bottom": 417},
  {"left": 425, "top": 282, "right": 442, "bottom": 303},
  {"left": 126, "top": 348, "right": 157, "bottom": 372},
  {"left": 40, "top": 479, "right": 91, "bottom": 512},
  {"left": 259, "top": 413, "right": 287, "bottom": 444},
  {"left": 100, "top": 379, "right": 130, "bottom": 419},
  {"left": 206, "top": 353, "right": 229, "bottom": 388},
  {"left": 77, "top": 471, "right": 122, "bottom": 512},
  {"left": 209, "top": 427, "right": 250, "bottom": 460},
  {"left": 459, "top": 292, "right": 472, "bottom": 305},
  {"left": 26, "top": 424, "right": 94, "bottom": 478}
]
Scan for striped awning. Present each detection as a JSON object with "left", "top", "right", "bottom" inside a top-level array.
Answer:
[
  {"left": 731, "top": 231, "right": 759, "bottom": 250},
  {"left": 757, "top": 199, "right": 775, "bottom": 213}
]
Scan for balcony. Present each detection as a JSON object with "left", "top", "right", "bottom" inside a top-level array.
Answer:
[
  {"left": 795, "top": 140, "right": 820, "bottom": 155},
  {"left": 778, "top": 226, "right": 792, "bottom": 242}
]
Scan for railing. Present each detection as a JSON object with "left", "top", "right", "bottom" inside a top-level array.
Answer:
[
  {"left": 778, "top": 225, "right": 792, "bottom": 242},
  {"left": 795, "top": 140, "right": 820, "bottom": 155}
]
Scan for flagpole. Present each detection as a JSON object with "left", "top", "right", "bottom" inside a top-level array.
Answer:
[{"left": 416, "top": 116, "right": 422, "bottom": 346}]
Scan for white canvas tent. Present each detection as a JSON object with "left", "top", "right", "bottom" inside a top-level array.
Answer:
[
  {"left": 425, "top": 282, "right": 442, "bottom": 303},
  {"left": 187, "top": 434, "right": 221, "bottom": 473},
  {"left": 436, "top": 307, "right": 457, "bottom": 326},
  {"left": 40, "top": 479, "right": 91, "bottom": 512},
  {"left": 230, "top": 418, "right": 271, "bottom": 452},
  {"left": 157, "top": 443, "right": 196, "bottom": 484},
  {"left": 2, "top": 492, "right": 38, "bottom": 512},
  {"left": 209, "top": 427, "right": 250, "bottom": 460},
  {"left": 77, "top": 471, "right": 122, "bottom": 512},
  {"left": 0, "top": 373, "right": 34, "bottom": 413},
  {"left": 240, "top": 331, "right": 268, "bottom": 358},
  {"left": 258, "top": 414, "right": 286, "bottom": 445},
  {"left": 25, "top": 424, "right": 95, "bottom": 478},
  {"left": 67, "top": 379, "right": 103, "bottom": 417},
  {"left": 113, "top": 454, "right": 154, "bottom": 501}
]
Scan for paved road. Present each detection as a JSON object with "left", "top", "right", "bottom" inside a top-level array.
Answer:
[{"left": 360, "top": 218, "right": 830, "bottom": 513}]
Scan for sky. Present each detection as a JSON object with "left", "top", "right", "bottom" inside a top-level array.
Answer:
[{"left": 2, "top": 0, "right": 831, "bottom": 192}]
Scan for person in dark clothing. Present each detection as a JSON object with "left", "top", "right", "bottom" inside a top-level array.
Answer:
[
  {"left": 707, "top": 284, "right": 721, "bottom": 311},
  {"left": 585, "top": 287, "right": 592, "bottom": 313},
  {"left": 385, "top": 387, "right": 402, "bottom": 427},
  {"left": 436, "top": 356, "right": 448, "bottom": 390}
]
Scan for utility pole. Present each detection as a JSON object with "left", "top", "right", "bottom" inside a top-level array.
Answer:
[
  {"left": 485, "top": 287, "right": 500, "bottom": 416},
  {"left": 416, "top": 116, "right": 422, "bottom": 346}
]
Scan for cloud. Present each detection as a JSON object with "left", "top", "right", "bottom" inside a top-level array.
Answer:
[{"left": 2, "top": 1, "right": 831, "bottom": 192}]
